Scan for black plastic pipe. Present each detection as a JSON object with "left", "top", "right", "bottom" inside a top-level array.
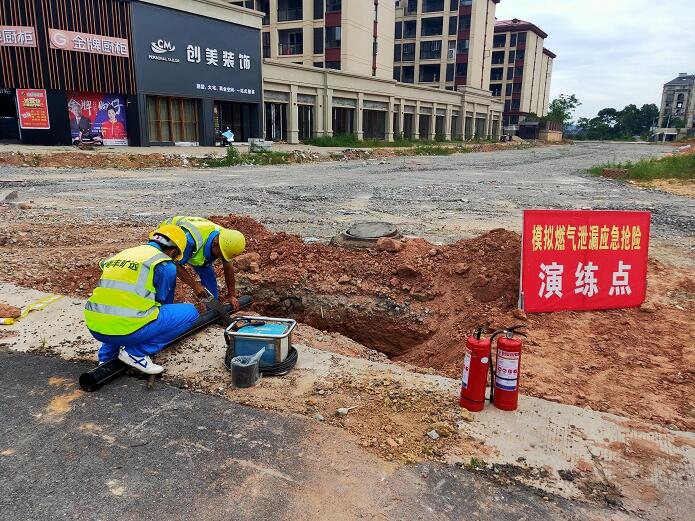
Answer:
[{"left": 78, "top": 296, "right": 253, "bottom": 392}]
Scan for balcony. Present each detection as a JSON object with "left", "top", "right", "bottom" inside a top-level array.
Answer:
[
  {"left": 279, "top": 43, "right": 303, "bottom": 55},
  {"left": 278, "top": 0, "right": 302, "bottom": 22}
]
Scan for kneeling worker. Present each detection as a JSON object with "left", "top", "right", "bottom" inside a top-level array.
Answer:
[
  {"left": 84, "top": 225, "right": 199, "bottom": 375},
  {"left": 159, "top": 216, "right": 246, "bottom": 311}
]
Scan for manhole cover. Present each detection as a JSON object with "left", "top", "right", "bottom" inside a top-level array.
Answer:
[{"left": 344, "top": 222, "right": 399, "bottom": 240}]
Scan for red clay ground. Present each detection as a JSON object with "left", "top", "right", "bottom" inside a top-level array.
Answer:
[{"left": 1, "top": 209, "right": 693, "bottom": 430}]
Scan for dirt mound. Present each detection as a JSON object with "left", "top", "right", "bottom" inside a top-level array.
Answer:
[{"left": 1, "top": 211, "right": 693, "bottom": 430}]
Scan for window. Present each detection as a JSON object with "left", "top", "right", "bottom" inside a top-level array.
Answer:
[
  {"left": 406, "top": 0, "right": 418, "bottom": 15},
  {"left": 450, "top": 0, "right": 458, "bottom": 9},
  {"left": 259, "top": 0, "right": 270, "bottom": 25},
  {"left": 515, "top": 50, "right": 525, "bottom": 61},
  {"left": 313, "top": 28, "right": 324, "bottom": 53},
  {"left": 313, "top": 0, "right": 323, "bottom": 19},
  {"left": 493, "top": 34, "right": 506, "bottom": 48},
  {"left": 517, "top": 32, "right": 526, "bottom": 45},
  {"left": 421, "top": 17, "right": 443, "bottom": 36},
  {"left": 448, "top": 16, "right": 457, "bottom": 35},
  {"left": 326, "top": 0, "right": 341, "bottom": 12},
  {"left": 491, "top": 84, "right": 502, "bottom": 97},
  {"left": 420, "top": 40, "right": 442, "bottom": 59},
  {"left": 278, "top": 29, "right": 303, "bottom": 55},
  {"left": 511, "top": 99, "right": 520, "bottom": 110},
  {"left": 326, "top": 26, "right": 341, "bottom": 48},
  {"left": 508, "top": 51, "right": 516, "bottom": 63},
  {"left": 422, "top": 0, "right": 444, "bottom": 12},
  {"left": 457, "top": 39, "right": 469, "bottom": 53},
  {"left": 490, "top": 68, "right": 503, "bottom": 81},
  {"left": 393, "top": 66, "right": 401, "bottom": 82},
  {"left": 278, "top": 0, "right": 303, "bottom": 21},
  {"left": 505, "top": 83, "right": 512, "bottom": 96},
  {"left": 147, "top": 96, "right": 198, "bottom": 144},
  {"left": 325, "top": 60, "right": 341, "bottom": 70},
  {"left": 262, "top": 32, "right": 270, "bottom": 58},
  {"left": 460, "top": 0, "right": 472, "bottom": 6},
  {"left": 402, "top": 65, "right": 415, "bottom": 83},
  {"left": 456, "top": 62, "right": 467, "bottom": 76},
  {"left": 509, "top": 33, "right": 517, "bottom": 47},
  {"left": 492, "top": 51, "right": 504, "bottom": 65},
  {"left": 419, "top": 64, "right": 440, "bottom": 82},
  {"left": 403, "top": 20, "right": 417, "bottom": 39},
  {"left": 395, "top": 22, "right": 403, "bottom": 39},
  {"left": 458, "top": 15, "right": 471, "bottom": 30},
  {"left": 513, "top": 82, "right": 521, "bottom": 93},
  {"left": 402, "top": 42, "right": 416, "bottom": 61},
  {"left": 515, "top": 66, "right": 524, "bottom": 78},
  {"left": 314, "top": 61, "right": 324, "bottom": 68},
  {"left": 446, "top": 63, "right": 454, "bottom": 82},
  {"left": 394, "top": 43, "right": 402, "bottom": 62}
]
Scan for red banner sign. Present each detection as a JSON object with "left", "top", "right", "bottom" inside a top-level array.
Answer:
[
  {"left": 16, "top": 89, "right": 50, "bottom": 129},
  {"left": 521, "top": 210, "right": 651, "bottom": 313},
  {"left": 48, "top": 28, "right": 129, "bottom": 57},
  {"left": 0, "top": 25, "right": 37, "bottom": 47}
]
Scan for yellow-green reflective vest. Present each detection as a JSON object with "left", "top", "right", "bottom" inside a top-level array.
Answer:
[
  {"left": 84, "top": 245, "right": 170, "bottom": 336},
  {"left": 160, "top": 216, "right": 220, "bottom": 267}
]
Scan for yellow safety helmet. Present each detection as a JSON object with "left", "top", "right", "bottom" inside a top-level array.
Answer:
[
  {"left": 218, "top": 228, "right": 246, "bottom": 261},
  {"left": 149, "top": 224, "right": 187, "bottom": 261}
]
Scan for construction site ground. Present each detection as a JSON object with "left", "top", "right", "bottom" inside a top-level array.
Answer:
[{"left": 1, "top": 141, "right": 693, "bottom": 521}]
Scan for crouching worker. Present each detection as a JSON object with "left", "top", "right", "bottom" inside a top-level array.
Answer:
[
  {"left": 84, "top": 225, "right": 199, "bottom": 375},
  {"left": 159, "top": 216, "right": 245, "bottom": 311}
]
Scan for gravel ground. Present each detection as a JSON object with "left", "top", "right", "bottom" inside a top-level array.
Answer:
[{"left": 1, "top": 141, "right": 692, "bottom": 260}]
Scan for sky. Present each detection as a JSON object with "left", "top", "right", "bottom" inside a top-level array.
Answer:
[{"left": 495, "top": 0, "right": 695, "bottom": 120}]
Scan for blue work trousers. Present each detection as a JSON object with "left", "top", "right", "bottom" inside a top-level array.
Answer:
[
  {"left": 193, "top": 264, "right": 219, "bottom": 299},
  {"left": 91, "top": 303, "right": 199, "bottom": 363}
]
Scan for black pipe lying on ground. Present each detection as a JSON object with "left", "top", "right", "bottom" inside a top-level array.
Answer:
[{"left": 78, "top": 296, "right": 253, "bottom": 392}]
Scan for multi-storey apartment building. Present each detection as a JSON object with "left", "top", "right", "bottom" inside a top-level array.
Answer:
[
  {"left": 491, "top": 18, "right": 554, "bottom": 127},
  {"left": 230, "top": 0, "right": 395, "bottom": 79},
  {"left": 392, "top": 0, "right": 498, "bottom": 91},
  {"left": 658, "top": 73, "right": 695, "bottom": 134}
]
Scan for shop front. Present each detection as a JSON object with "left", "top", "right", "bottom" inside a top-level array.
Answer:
[
  {"left": 130, "top": 2, "right": 263, "bottom": 146},
  {"left": 0, "top": 1, "right": 136, "bottom": 146}
]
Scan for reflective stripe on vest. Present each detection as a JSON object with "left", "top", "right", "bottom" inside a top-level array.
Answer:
[
  {"left": 84, "top": 301, "right": 159, "bottom": 319},
  {"left": 84, "top": 246, "right": 169, "bottom": 336}
]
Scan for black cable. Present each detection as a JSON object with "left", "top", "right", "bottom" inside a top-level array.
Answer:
[{"left": 225, "top": 345, "right": 298, "bottom": 377}]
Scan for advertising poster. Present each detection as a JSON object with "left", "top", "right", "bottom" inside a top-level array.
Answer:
[
  {"left": 67, "top": 92, "right": 128, "bottom": 145},
  {"left": 521, "top": 210, "right": 651, "bottom": 313},
  {"left": 16, "top": 89, "right": 50, "bottom": 129}
]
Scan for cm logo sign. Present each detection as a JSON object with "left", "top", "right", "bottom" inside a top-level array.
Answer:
[{"left": 151, "top": 39, "right": 175, "bottom": 54}]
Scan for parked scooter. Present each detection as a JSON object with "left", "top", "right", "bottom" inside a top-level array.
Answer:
[{"left": 219, "top": 127, "right": 235, "bottom": 146}]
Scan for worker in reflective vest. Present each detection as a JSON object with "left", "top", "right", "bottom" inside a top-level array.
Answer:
[
  {"left": 84, "top": 225, "right": 199, "bottom": 375},
  {"left": 159, "top": 216, "right": 246, "bottom": 311}
]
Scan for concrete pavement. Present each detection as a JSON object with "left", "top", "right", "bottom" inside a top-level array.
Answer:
[{"left": 0, "top": 350, "right": 627, "bottom": 521}]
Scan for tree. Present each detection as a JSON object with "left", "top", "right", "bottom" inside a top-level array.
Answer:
[
  {"left": 670, "top": 116, "right": 686, "bottom": 130},
  {"left": 546, "top": 94, "right": 581, "bottom": 127}
]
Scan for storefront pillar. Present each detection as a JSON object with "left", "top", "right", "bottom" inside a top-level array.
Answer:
[{"left": 201, "top": 98, "right": 216, "bottom": 146}]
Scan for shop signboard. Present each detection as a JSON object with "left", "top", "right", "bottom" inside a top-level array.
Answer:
[
  {"left": 0, "top": 25, "right": 37, "bottom": 47},
  {"left": 48, "top": 28, "right": 129, "bottom": 57},
  {"left": 131, "top": 2, "right": 262, "bottom": 103},
  {"left": 16, "top": 89, "right": 50, "bottom": 129},
  {"left": 67, "top": 92, "right": 128, "bottom": 145},
  {"left": 520, "top": 210, "right": 651, "bottom": 313}
]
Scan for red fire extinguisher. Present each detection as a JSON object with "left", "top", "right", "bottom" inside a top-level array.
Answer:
[
  {"left": 459, "top": 327, "right": 491, "bottom": 412},
  {"left": 490, "top": 325, "right": 527, "bottom": 411}
]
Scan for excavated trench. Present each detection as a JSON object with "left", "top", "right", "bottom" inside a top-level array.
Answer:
[{"left": 247, "top": 285, "right": 434, "bottom": 358}]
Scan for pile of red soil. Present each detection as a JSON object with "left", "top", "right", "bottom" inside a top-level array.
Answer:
[{"left": 2, "top": 212, "right": 693, "bottom": 430}]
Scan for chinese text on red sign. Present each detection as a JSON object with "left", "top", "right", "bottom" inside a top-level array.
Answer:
[{"left": 521, "top": 210, "right": 650, "bottom": 312}]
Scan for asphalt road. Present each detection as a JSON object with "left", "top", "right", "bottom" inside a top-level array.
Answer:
[
  {"left": 1, "top": 143, "right": 692, "bottom": 250},
  {"left": 0, "top": 350, "right": 628, "bottom": 521}
]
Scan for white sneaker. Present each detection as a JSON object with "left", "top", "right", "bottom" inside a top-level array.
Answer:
[{"left": 118, "top": 348, "right": 164, "bottom": 375}]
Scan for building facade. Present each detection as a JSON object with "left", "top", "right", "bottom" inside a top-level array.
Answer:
[
  {"left": 263, "top": 60, "right": 502, "bottom": 143},
  {"left": 393, "top": 0, "right": 498, "bottom": 91},
  {"left": 658, "top": 73, "right": 695, "bottom": 134},
  {"left": 491, "top": 18, "right": 554, "bottom": 128},
  {"left": 231, "top": 0, "right": 395, "bottom": 79},
  {"left": 0, "top": 0, "right": 263, "bottom": 146}
]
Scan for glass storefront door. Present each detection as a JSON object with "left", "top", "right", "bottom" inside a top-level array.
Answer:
[{"left": 147, "top": 96, "right": 199, "bottom": 145}]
